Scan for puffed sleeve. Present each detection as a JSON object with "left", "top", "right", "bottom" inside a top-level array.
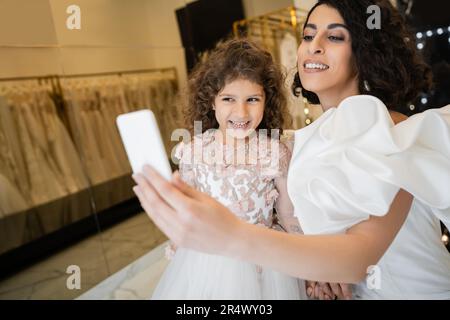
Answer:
[{"left": 287, "top": 95, "right": 450, "bottom": 235}]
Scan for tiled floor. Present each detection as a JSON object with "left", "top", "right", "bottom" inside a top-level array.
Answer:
[
  {"left": 0, "top": 212, "right": 167, "bottom": 300},
  {"left": 78, "top": 240, "right": 170, "bottom": 300}
]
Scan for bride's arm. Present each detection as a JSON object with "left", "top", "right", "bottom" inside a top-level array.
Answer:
[
  {"left": 273, "top": 138, "right": 303, "bottom": 234},
  {"left": 274, "top": 178, "right": 359, "bottom": 286},
  {"left": 133, "top": 166, "right": 413, "bottom": 284},
  {"left": 274, "top": 176, "right": 303, "bottom": 234},
  {"left": 275, "top": 176, "right": 353, "bottom": 299},
  {"left": 237, "top": 188, "right": 412, "bottom": 283}
]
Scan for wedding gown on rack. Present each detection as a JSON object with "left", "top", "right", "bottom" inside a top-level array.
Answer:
[{"left": 288, "top": 95, "right": 450, "bottom": 299}]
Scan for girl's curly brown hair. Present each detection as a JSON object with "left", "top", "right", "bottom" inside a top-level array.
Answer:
[
  {"left": 292, "top": 0, "right": 433, "bottom": 114},
  {"left": 183, "top": 38, "right": 291, "bottom": 137}
]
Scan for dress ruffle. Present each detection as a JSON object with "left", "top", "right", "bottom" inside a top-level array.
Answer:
[
  {"left": 152, "top": 248, "right": 306, "bottom": 300},
  {"left": 288, "top": 95, "right": 450, "bottom": 235}
]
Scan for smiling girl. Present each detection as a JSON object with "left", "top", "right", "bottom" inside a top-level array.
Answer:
[{"left": 149, "top": 39, "right": 306, "bottom": 299}]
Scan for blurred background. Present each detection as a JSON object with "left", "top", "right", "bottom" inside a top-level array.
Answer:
[{"left": 0, "top": 0, "right": 448, "bottom": 299}]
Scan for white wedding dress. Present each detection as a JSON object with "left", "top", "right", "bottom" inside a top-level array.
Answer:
[{"left": 288, "top": 95, "right": 450, "bottom": 299}]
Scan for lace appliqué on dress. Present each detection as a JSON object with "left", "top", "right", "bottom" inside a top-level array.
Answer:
[{"left": 174, "top": 131, "right": 292, "bottom": 227}]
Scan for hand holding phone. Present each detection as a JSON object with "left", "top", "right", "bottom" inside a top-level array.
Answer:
[{"left": 116, "top": 109, "right": 172, "bottom": 180}]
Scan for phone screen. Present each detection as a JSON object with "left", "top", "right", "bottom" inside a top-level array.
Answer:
[{"left": 116, "top": 109, "right": 172, "bottom": 180}]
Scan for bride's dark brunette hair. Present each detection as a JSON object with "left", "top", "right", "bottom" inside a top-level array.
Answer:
[{"left": 292, "top": 0, "right": 433, "bottom": 114}]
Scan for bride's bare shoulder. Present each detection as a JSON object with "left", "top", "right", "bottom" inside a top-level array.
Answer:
[{"left": 389, "top": 110, "right": 409, "bottom": 124}]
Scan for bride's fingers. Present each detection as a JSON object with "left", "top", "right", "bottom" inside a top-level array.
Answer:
[
  {"left": 314, "top": 283, "right": 321, "bottom": 299},
  {"left": 305, "top": 281, "right": 316, "bottom": 298},
  {"left": 142, "top": 165, "right": 195, "bottom": 213},
  {"left": 172, "top": 171, "right": 202, "bottom": 199},
  {"left": 133, "top": 173, "right": 172, "bottom": 209},
  {"left": 319, "top": 282, "right": 334, "bottom": 300},
  {"left": 133, "top": 185, "right": 172, "bottom": 236},
  {"left": 132, "top": 174, "right": 182, "bottom": 238},
  {"left": 329, "top": 282, "right": 344, "bottom": 299},
  {"left": 340, "top": 283, "right": 353, "bottom": 300}
]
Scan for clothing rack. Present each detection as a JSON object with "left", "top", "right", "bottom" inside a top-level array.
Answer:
[
  {"left": 0, "top": 64, "right": 180, "bottom": 190},
  {"left": 0, "top": 66, "right": 177, "bottom": 82},
  {"left": 60, "top": 67, "right": 177, "bottom": 79},
  {"left": 232, "top": 6, "right": 308, "bottom": 71},
  {"left": 0, "top": 66, "right": 181, "bottom": 257},
  {"left": 0, "top": 67, "right": 178, "bottom": 138},
  {"left": 233, "top": 6, "right": 308, "bottom": 43},
  {"left": 0, "top": 66, "right": 180, "bottom": 177}
]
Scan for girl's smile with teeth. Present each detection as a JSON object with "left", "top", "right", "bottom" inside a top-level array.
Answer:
[
  {"left": 228, "top": 120, "right": 251, "bottom": 129},
  {"left": 214, "top": 78, "right": 265, "bottom": 140}
]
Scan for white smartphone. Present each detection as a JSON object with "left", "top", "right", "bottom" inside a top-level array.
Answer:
[{"left": 116, "top": 109, "right": 172, "bottom": 180}]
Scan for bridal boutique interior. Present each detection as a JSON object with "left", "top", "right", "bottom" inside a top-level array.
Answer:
[{"left": 0, "top": 0, "right": 449, "bottom": 300}]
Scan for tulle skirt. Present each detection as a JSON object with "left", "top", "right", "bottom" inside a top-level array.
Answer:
[{"left": 151, "top": 248, "right": 306, "bottom": 300}]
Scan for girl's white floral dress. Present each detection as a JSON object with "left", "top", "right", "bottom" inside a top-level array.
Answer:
[{"left": 151, "top": 130, "right": 306, "bottom": 300}]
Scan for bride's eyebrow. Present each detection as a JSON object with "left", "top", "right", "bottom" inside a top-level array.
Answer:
[
  {"left": 304, "top": 23, "right": 349, "bottom": 31},
  {"left": 328, "top": 23, "right": 349, "bottom": 31}
]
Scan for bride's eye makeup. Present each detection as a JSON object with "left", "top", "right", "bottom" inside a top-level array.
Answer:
[
  {"left": 326, "top": 23, "right": 348, "bottom": 42},
  {"left": 302, "top": 23, "right": 349, "bottom": 43},
  {"left": 303, "top": 24, "right": 316, "bottom": 41},
  {"left": 302, "top": 33, "right": 345, "bottom": 42},
  {"left": 302, "top": 34, "right": 314, "bottom": 41},
  {"left": 328, "top": 33, "right": 345, "bottom": 42}
]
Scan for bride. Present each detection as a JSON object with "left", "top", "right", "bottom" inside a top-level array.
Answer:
[{"left": 132, "top": 0, "right": 450, "bottom": 299}]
